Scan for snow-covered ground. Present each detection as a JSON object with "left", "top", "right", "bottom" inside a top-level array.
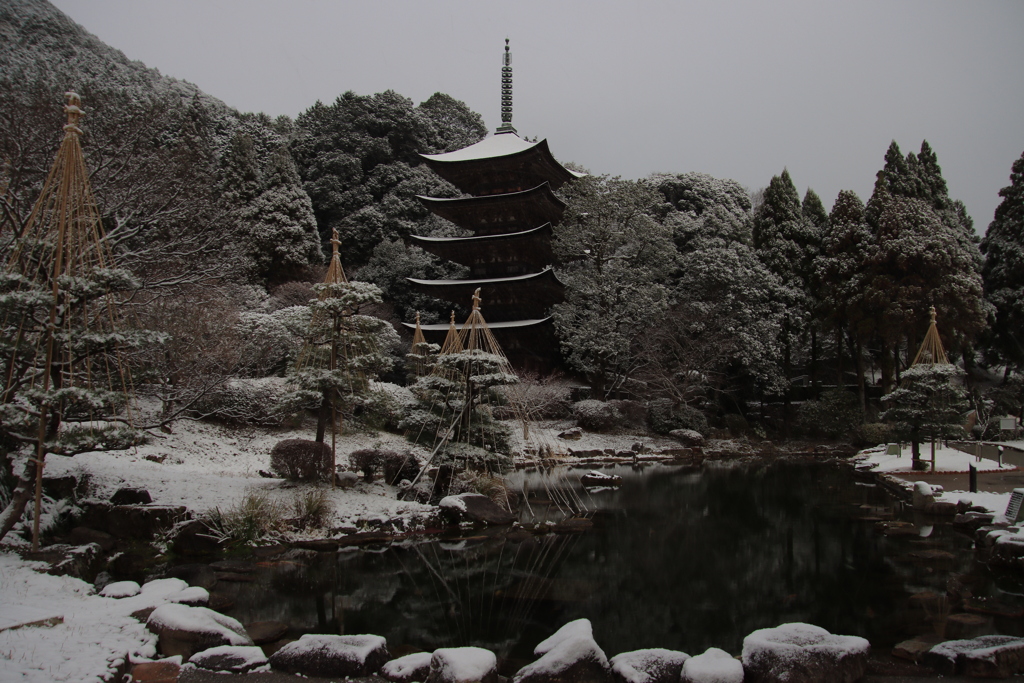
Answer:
[{"left": 855, "top": 442, "right": 1019, "bottom": 517}]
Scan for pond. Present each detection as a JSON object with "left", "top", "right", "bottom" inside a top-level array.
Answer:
[{"left": 190, "top": 459, "right": 1024, "bottom": 669}]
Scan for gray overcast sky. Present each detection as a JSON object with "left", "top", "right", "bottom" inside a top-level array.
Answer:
[{"left": 50, "top": 0, "right": 1024, "bottom": 233}]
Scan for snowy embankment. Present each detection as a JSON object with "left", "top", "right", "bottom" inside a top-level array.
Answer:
[
  {"left": 38, "top": 418, "right": 435, "bottom": 530},
  {"left": 855, "top": 442, "right": 1017, "bottom": 517}
]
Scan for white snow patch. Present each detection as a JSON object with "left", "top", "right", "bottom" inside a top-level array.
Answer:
[
  {"left": 430, "top": 646, "right": 497, "bottom": 683},
  {"left": 856, "top": 443, "right": 1015, "bottom": 473},
  {"left": 534, "top": 618, "right": 594, "bottom": 656},
  {"left": 146, "top": 603, "right": 251, "bottom": 646},
  {"left": 439, "top": 495, "right": 469, "bottom": 513},
  {"left": 99, "top": 580, "right": 140, "bottom": 598},
  {"left": 189, "top": 644, "right": 268, "bottom": 672},
  {"left": 381, "top": 651, "right": 433, "bottom": 679},
  {"left": 681, "top": 647, "right": 743, "bottom": 683}
]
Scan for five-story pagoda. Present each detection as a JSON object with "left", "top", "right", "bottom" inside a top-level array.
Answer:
[{"left": 405, "top": 40, "right": 581, "bottom": 371}]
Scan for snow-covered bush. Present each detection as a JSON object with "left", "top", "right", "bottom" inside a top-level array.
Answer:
[
  {"left": 361, "top": 382, "right": 415, "bottom": 431},
  {"left": 383, "top": 451, "right": 420, "bottom": 486},
  {"left": 435, "top": 442, "right": 513, "bottom": 475},
  {"left": 721, "top": 413, "right": 749, "bottom": 436},
  {"left": 192, "top": 377, "right": 298, "bottom": 427},
  {"left": 270, "top": 439, "right": 332, "bottom": 482},
  {"left": 609, "top": 400, "right": 648, "bottom": 430},
  {"left": 648, "top": 399, "right": 709, "bottom": 435},
  {"left": 349, "top": 447, "right": 390, "bottom": 482},
  {"left": 796, "top": 389, "right": 862, "bottom": 439},
  {"left": 573, "top": 400, "right": 622, "bottom": 432}
]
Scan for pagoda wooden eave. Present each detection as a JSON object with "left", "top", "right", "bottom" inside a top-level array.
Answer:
[
  {"left": 407, "top": 223, "right": 553, "bottom": 270},
  {"left": 420, "top": 136, "right": 580, "bottom": 197},
  {"left": 402, "top": 316, "right": 553, "bottom": 332},
  {"left": 407, "top": 268, "right": 564, "bottom": 322},
  {"left": 417, "top": 183, "right": 565, "bottom": 236}
]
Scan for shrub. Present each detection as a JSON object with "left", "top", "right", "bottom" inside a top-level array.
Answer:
[
  {"left": 721, "top": 413, "right": 749, "bottom": 436},
  {"left": 797, "top": 389, "right": 863, "bottom": 439},
  {"left": 854, "top": 422, "right": 898, "bottom": 448},
  {"left": 193, "top": 377, "right": 298, "bottom": 427},
  {"left": 572, "top": 400, "right": 622, "bottom": 432},
  {"left": 270, "top": 439, "right": 333, "bottom": 482},
  {"left": 349, "top": 447, "right": 390, "bottom": 482},
  {"left": 648, "top": 399, "right": 709, "bottom": 435},
  {"left": 609, "top": 400, "right": 648, "bottom": 429},
  {"left": 361, "top": 382, "right": 415, "bottom": 431},
  {"left": 292, "top": 487, "right": 331, "bottom": 529},
  {"left": 382, "top": 451, "right": 421, "bottom": 486},
  {"left": 498, "top": 372, "right": 572, "bottom": 420},
  {"left": 457, "top": 471, "right": 515, "bottom": 510},
  {"left": 203, "top": 488, "right": 287, "bottom": 546},
  {"left": 436, "top": 442, "right": 513, "bottom": 474}
]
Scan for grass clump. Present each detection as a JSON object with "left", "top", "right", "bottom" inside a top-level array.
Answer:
[{"left": 203, "top": 488, "right": 287, "bottom": 546}]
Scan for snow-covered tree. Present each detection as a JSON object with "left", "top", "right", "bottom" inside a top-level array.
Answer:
[
  {"left": 815, "top": 190, "right": 873, "bottom": 408},
  {"left": 980, "top": 150, "right": 1024, "bottom": 372},
  {"left": 650, "top": 172, "right": 753, "bottom": 250},
  {"left": 551, "top": 175, "right": 674, "bottom": 397},
  {"left": 242, "top": 146, "right": 324, "bottom": 285},
  {"left": 881, "top": 364, "right": 970, "bottom": 466}
]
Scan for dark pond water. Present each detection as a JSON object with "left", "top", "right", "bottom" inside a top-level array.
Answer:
[{"left": 197, "top": 460, "right": 1024, "bottom": 668}]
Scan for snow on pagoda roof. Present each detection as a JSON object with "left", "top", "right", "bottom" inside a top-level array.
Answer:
[
  {"left": 403, "top": 317, "right": 553, "bottom": 332},
  {"left": 407, "top": 268, "right": 558, "bottom": 288},
  {"left": 409, "top": 224, "right": 551, "bottom": 244},
  {"left": 422, "top": 133, "right": 584, "bottom": 178},
  {"left": 421, "top": 132, "right": 539, "bottom": 163}
]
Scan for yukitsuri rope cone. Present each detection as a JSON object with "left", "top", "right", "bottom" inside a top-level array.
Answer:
[
  {"left": 407, "top": 311, "right": 433, "bottom": 379},
  {"left": 2, "top": 93, "right": 136, "bottom": 549},
  {"left": 911, "top": 306, "right": 951, "bottom": 366}
]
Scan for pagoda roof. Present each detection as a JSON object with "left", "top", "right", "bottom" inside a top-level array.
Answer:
[
  {"left": 409, "top": 224, "right": 553, "bottom": 272},
  {"left": 407, "top": 268, "right": 563, "bottom": 321},
  {"left": 417, "top": 183, "right": 565, "bottom": 235},
  {"left": 420, "top": 132, "right": 582, "bottom": 196}
]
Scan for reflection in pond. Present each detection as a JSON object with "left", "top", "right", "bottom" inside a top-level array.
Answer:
[{"left": 208, "top": 460, "right": 1015, "bottom": 664}]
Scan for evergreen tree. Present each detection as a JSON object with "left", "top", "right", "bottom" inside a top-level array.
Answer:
[
  {"left": 801, "top": 189, "right": 829, "bottom": 231},
  {"left": 980, "top": 151, "right": 1024, "bottom": 371},
  {"left": 551, "top": 175, "right": 674, "bottom": 397},
  {"left": 816, "top": 191, "right": 873, "bottom": 408},
  {"left": 242, "top": 146, "right": 324, "bottom": 285},
  {"left": 881, "top": 364, "right": 970, "bottom": 465}
]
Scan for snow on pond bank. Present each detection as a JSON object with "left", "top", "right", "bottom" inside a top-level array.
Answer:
[
  {"left": 856, "top": 443, "right": 1015, "bottom": 518},
  {"left": 38, "top": 418, "right": 434, "bottom": 529}
]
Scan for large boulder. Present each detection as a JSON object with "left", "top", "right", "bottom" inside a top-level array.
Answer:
[
  {"left": 515, "top": 619, "right": 610, "bottom": 683},
  {"left": 382, "top": 652, "right": 434, "bottom": 683},
  {"left": 668, "top": 430, "right": 704, "bottom": 448},
  {"left": 269, "top": 634, "right": 390, "bottom": 677},
  {"left": 439, "top": 493, "right": 515, "bottom": 526},
  {"left": 609, "top": 648, "right": 689, "bottom": 683},
  {"left": 146, "top": 603, "right": 252, "bottom": 660},
  {"left": 426, "top": 647, "right": 498, "bottom": 683},
  {"left": 922, "top": 635, "right": 1024, "bottom": 677},
  {"left": 81, "top": 502, "right": 187, "bottom": 541},
  {"left": 681, "top": 648, "right": 743, "bottom": 683},
  {"left": 741, "top": 623, "right": 869, "bottom": 683},
  {"left": 190, "top": 645, "right": 268, "bottom": 673}
]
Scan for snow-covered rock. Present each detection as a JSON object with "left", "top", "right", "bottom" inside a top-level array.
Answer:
[
  {"left": 381, "top": 651, "right": 434, "bottom": 682},
  {"left": 146, "top": 603, "right": 252, "bottom": 659},
  {"left": 669, "top": 429, "right": 704, "bottom": 448},
  {"left": 923, "top": 635, "right": 1024, "bottom": 677},
  {"left": 609, "top": 648, "right": 689, "bottom": 683},
  {"left": 268, "top": 633, "right": 390, "bottom": 677},
  {"left": 189, "top": 644, "right": 268, "bottom": 673},
  {"left": 167, "top": 585, "right": 209, "bottom": 606},
  {"left": 741, "top": 623, "right": 869, "bottom": 683},
  {"left": 680, "top": 648, "right": 743, "bottom": 683},
  {"left": 912, "top": 481, "right": 936, "bottom": 509},
  {"left": 439, "top": 493, "right": 514, "bottom": 525},
  {"left": 516, "top": 619, "right": 610, "bottom": 683},
  {"left": 426, "top": 646, "right": 498, "bottom": 683},
  {"left": 99, "top": 580, "right": 140, "bottom": 598}
]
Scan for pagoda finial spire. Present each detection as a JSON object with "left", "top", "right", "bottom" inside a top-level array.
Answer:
[{"left": 496, "top": 38, "right": 516, "bottom": 135}]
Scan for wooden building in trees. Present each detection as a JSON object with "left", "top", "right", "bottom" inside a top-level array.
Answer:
[{"left": 406, "top": 40, "right": 580, "bottom": 371}]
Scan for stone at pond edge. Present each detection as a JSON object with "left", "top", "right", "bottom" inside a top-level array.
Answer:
[
  {"left": 922, "top": 635, "right": 1024, "bottom": 677},
  {"left": 426, "top": 646, "right": 498, "bottom": 683},
  {"left": 741, "top": 622, "right": 869, "bottom": 683},
  {"left": 129, "top": 659, "right": 180, "bottom": 683},
  {"left": 668, "top": 429, "right": 704, "bottom": 448},
  {"left": 209, "top": 560, "right": 255, "bottom": 573},
  {"left": 552, "top": 518, "right": 594, "bottom": 534},
  {"left": 146, "top": 603, "right": 252, "bottom": 660},
  {"left": 943, "top": 612, "right": 992, "bottom": 640},
  {"left": 64, "top": 526, "right": 116, "bottom": 552},
  {"left": 23, "top": 542, "right": 102, "bottom": 580},
  {"left": 245, "top": 621, "right": 288, "bottom": 645},
  {"left": 189, "top": 644, "right": 268, "bottom": 673},
  {"left": 381, "top": 651, "right": 433, "bottom": 683},
  {"left": 111, "top": 487, "right": 152, "bottom": 505},
  {"left": 610, "top": 648, "right": 690, "bottom": 683},
  {"left": 80, "top": 502, "right": 187, "bottom": 541},
  {"left": 439, "top": 493, "right": 515, "bottom": 526},
  {"left": 892, "top": 634, "right": 943, "bottom": 663},
  {"left": 681, "top": 648, "right": 742, "bottom": 683},
  {"left": 559, "top": 427, "right": 583, "bottom": 440},
  {"left": 170, "top": 519, "right": 226, "bottom": 556},
  {"left": 515, "top": 619, "right": 610, "bottom": 683},
  {"left": 268, "top": 633, "right": 390, "bottom": 677}
]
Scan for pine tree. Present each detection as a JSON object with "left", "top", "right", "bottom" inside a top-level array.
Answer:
[
  {"left": 802, "top": 189, "right": 829, "bottom": 231},
  {"left": 980, "top": 151, "right": 1024, "bottom": 371},
  {"left": 881, "top": 364, "right": 970, "bottom": 464}
]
